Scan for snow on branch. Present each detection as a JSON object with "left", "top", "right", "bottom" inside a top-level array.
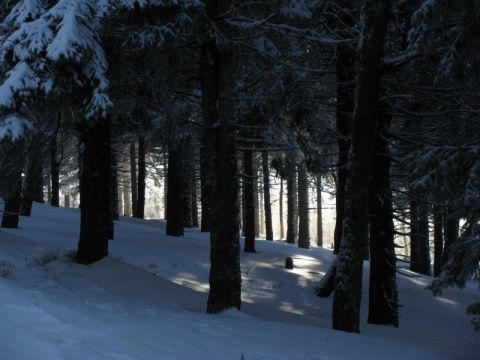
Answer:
[
  {"left": 1, "top": 0, "right": 113, "bottom": 121},
  {"left": 280, "top": 0, "right": 314, "bottom": 19},
  {"left": 46, "top": 0, "right": 98, "bottom": 62},
  {"left": 407, "top": 0, "right": 435, "bottom": 52},
  {"left": 5, "top": 0, "right": 44, "bottom": 27},
  {"left": 0, "top": 62, "right": 39, "bottom": 109},
  {"left": 118, "top": 0, "right": 202, "bottom": 11},
  {"left": 0, "top": 113, "right": 34, "bottom": 141}
]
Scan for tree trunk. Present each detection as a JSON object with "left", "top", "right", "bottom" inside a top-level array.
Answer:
[
  {"left": 279, "top": 179, "right": 284, "bottom": 239},
  {"left": 243, "top": 150, "right": 256, "bottom": 253},
  {"left": 333, "top": 46, "right": 355, "bottom": 254},
  {"left": 316, "top": 174, "right": 323, "bottom": 247},
  {"left": 21, "top": 153, "right": 44, "bottom": 216},
  {"left": 286, "top": 169, "right": 296, "bottom": 244},
  {"left": 182, "top": 143, "right": 193, "bottom": 228},
  {"left": 166, "top": 148, "right": 184, "bottom": 237},
  {"left": 50, "top": 135, "right": 60, "bottom": 207},
  {"left": 418, "top": 202, "right": 431, "bottom": 276},
  {"left": 163, "top": 153, "right": 168, "bottom": 219},
  {"left": 199, "top": 42, "right": 214, "bottom": 233},
  {"left": 191, "top": 159, "right": 199, "bottom": 228},
  {"left": 442, "top": 207, "right": 459, "bottom": 266},
  {"left": 241, "top": 162, "right": 246, "bottom": 237},
  {"left": 111, "top": 147, "right": 120, "bottom": 222},
  {"left": 117, "top": 178, "right": 124, "bottom": 217},
  {"left": 409, "top": 199, "right": 420, "bottom": 272},
  {"left": 298, "top": 161, "right": 309, "bottom": 249},
  {"left": 262, "top": 151, "right": 274, "bottom": 241},
  {"left": 108, "top": 146, "right": 118, "bottom": 240},
  {"left": 123, "top": 169, "right": 132, "bottom": 216},
  {"left": 259, "top": 173, "right": 264, "bottom": 236},
  {"left": 367, "top": 103, "right": 399, "bottom": 327},
  {"left": 134, "top": 136, "right": 146, "bottom": 219},
  {"left": 77, "top": 118, "right": 111, "bottom": 265},
  {"left": 1, "top": 180, "right": 22, "bottom": 229},
  {"left": 433, "top": 206, "right": 443, "bottom": 277},
  {"left": 253, "top": 164, "right": 260, "bottom": 238},
  {"left": 203, "top": 0, "right": 241, "bottom": 314},
  {"left": 130, "top": 141, "right": 137, "bottom": 216},
  {"left": 332, "top": 0, "right": 391, "bottom": 333}
]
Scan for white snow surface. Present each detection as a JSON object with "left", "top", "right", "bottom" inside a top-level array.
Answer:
[{"left": 0, "top": 202, "right": 478, "bottom": 359}]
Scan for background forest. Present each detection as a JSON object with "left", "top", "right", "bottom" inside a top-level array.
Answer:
[{"left": 1, "top": 0, "right": 479, "bottom": 337}]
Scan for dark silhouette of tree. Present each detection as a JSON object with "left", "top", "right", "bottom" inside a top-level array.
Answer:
[
  {"left": 77, "top": 117, "right": 111, "bottom": 264},
  {"left": 166, "top": 146, "right": 184, "bottom": 237},
  {"left": 332, "top": 0, "right": 391, "bottom": 333},
  {"left": 262, "top": 151, "right": 274, "bottom": 241},
  {"left": 202, "top": 0, "right": 242, "bottom": 314}
]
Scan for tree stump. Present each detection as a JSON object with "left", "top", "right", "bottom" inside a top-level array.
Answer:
[{"left": 285, "top": 257, "right": 293, "bottom": 269}]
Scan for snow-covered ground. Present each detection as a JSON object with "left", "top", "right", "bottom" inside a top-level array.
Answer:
[{"left": 0, "top": 202, "right": 478, "bottom": 359}]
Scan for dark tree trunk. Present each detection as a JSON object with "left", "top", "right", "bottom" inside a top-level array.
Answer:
[
  {"left": 433, "top": 206, "right": 443, "bottom": 277},
  {"left": 259, "top": 174, "right": 264, "bottom": 236},
  {"left": 367, "top": 104, "right": 399, "bottom": 327},
  {"left": 134, "top": 136, "right": 146, "bottom": 219},
  {"left": 443, "top": 207, "right": 459, "bottom": 266},
  {"left": 409, "top": 200, "right": 420, "bottom": 272},
  {"left": 286, "top": 168, "right": 296, "bottom": 244},
  {"left": 191, "top": 161, "right": 199, "bottom": 228},
  {"left": 262, "top": 151, "right": 274, "bottom": 241},
  {"left": 199, "top": 43, "right": 214, "bottom": 234},
  {"left": 279, "top": 179, "right": 284, "bottom": 239},
  {"left": 316, "top": 174, "right": 323, "bottom": 247},
  {"left": 199, "top": 146, "right": 211, "bottom": 232},
  {"left": 298, "top": 161, "right": 309, "bottom": 249},
  {"left": 333, "top": 46, "right": 355, "bottom": 255},
  {"left": 418, "top": 202, "right": 431, "bottom": 276},
  {"left": 108, "top": 146, "right": 118, "bottom": 240},
  {"left": 166, "top": 148, "right": 184, "bottom": 237},
  {"left": 243, "top": 150, "right": 256, "bottom": 253},
  {"left": 50, "top": 135, "right": 60, "bottom": 208},
  {"left": 130, "top": 141, "right": 137, "bottom": 216},
  {"left": 203, "top": 0, "right": 241, "bottom": 314},
  {"left": 21, "top": 153, "right": 44, "bottom": 216},
  {"left": 77, "top": 118, "right": 111, "bottom": 265},
  {"left": 1, "top": 180, "right": 22, "bottom": 229},
  {"left": 163, "top": 153, "right": 167, "bottom": 219},
  {"left": 253, "top": 164, "right": 260, "bottom": 238},
  {"left": 182, "top": 144, "right": 193, "bottom": 228},
  {"left": 241, "top": 164, "right": 246, "bottom": 237},
  {"left": 111, "top": 147, "right": 120, "bottom": 222},
  {"left": 332, "top": 0, "right": 391, "bottom": 333}
]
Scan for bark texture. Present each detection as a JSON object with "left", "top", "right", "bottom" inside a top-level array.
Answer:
[
  {"left": 297, "top": 161, "right": 309, "bottom": 249},
  {"left": 332, "top": 0, "right": 391, "bottom": 333},
  {"left": 77, "top": 119, "right": 111, "bottom": 265},
  {"left": 368, "top": 105, "right": 399, "bottom": 327},
  {"left": 134, "top": 136, "right": 146, "bottom": 219},
  {"left": 243, "top": 150, "right": 256, "bottom": 253},
  {"left": 166, "top": 147, "right": 184, "bottom": 237},
  {"left": 262, "top": 151, "right": 274, "bottom": 241},
  {"left": 202, "top": 0, "right": 242, "bottom": 314}
]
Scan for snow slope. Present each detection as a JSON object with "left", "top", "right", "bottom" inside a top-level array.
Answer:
[{"left": 0, "top": 203, "right": 478, "bottom": 359}]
